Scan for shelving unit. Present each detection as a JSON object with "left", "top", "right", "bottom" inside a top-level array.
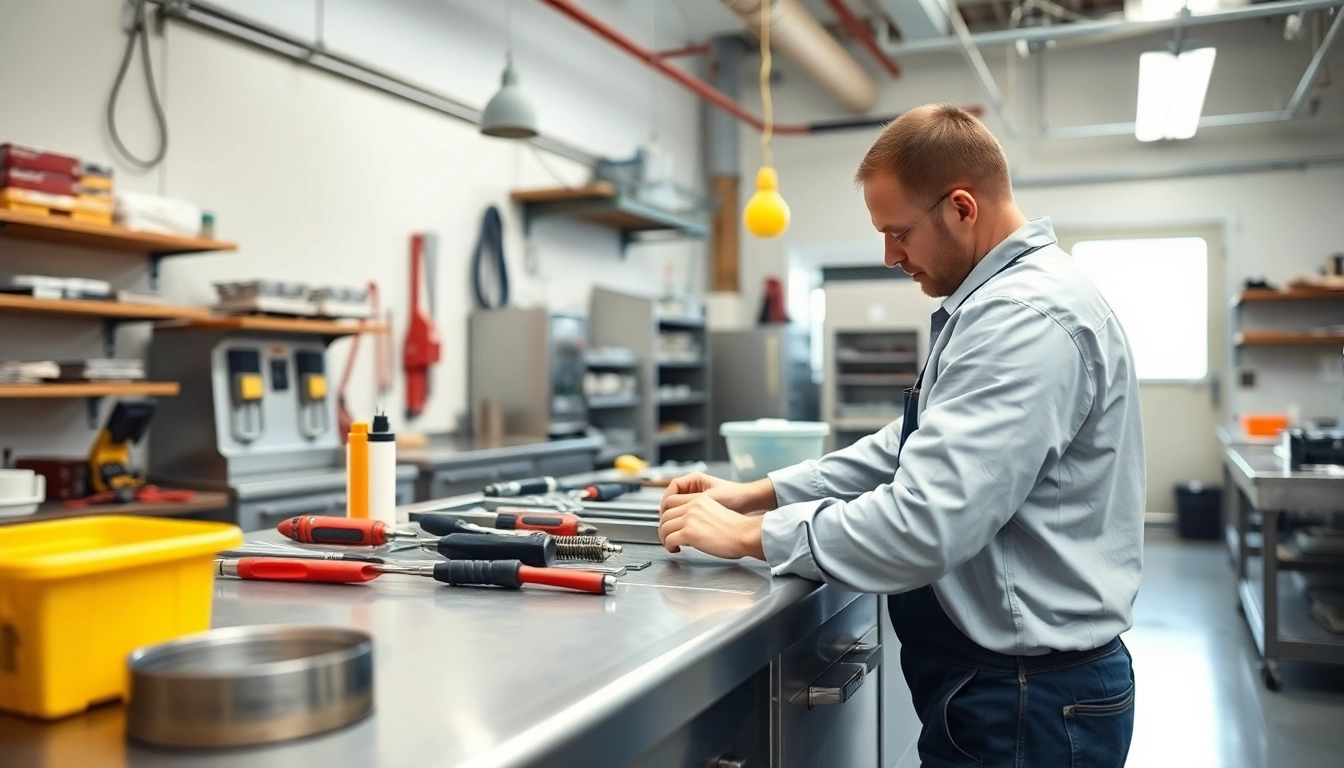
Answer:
[
  {"left": 0, "top": 210, "right": 235, "bottom": 498},
  {"left": 590, "top": 288, "right": 712, "bottom": 464},
  {"left": 0, "top": 382, "right": 180, "bottom": 399},
  {"left": 1236, "top": 288, "right": 1344, "bottom": 305},
  {"left": 511, "top": 183, "right": 709, "bottom": 254},
  {"left": 1235, "top": 330, "right": 1344, "bottom": 346},
  {"left": 157, "top": 315, "right": 386, "bottom": 338},
  {"left": 585, "top": 347, "right": 643, "bottom": 465},
  {"left": 0, "top": 208, "right": 235, "bottom": 288},
  {"left": 821, "top": 279, "right": 939, "bottom": 452}
]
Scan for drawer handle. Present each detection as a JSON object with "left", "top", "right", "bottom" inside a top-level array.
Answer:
[
  {"left": 806, "top": 643, "right": 882, "bottom": 709},
  {"left": 713, "top": 758, "right": 747, "bottom": 768}
]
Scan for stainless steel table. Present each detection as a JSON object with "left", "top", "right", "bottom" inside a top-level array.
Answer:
[
  {"left": 0, "top": 503, "right": 883, "bottom": 767},
  {"left": 1219, "top": 430, "right": 1344, "bottom": 690}
]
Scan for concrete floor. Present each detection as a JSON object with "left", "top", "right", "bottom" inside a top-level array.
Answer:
[{"left": 1125, "top": 530, "right": 1344, "bottom": 768}]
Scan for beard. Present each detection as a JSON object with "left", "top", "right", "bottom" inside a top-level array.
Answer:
[{"left": 919, "top": 216, "right": 975, "bottom": 298}]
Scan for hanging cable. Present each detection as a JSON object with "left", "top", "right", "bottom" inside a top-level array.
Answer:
[
  {"left": 472, "top": 206, "right": 510, "bottom": 309},
  {"left": 108, "top": 0, "right": 169, "bottom": 169},
  {"left": 759, "top": 0, "right": 774, "bottom": 169}
]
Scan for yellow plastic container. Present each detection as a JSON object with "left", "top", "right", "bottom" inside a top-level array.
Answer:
[{"left": 0, "top": 516, "right": 243, "bottom": 719}]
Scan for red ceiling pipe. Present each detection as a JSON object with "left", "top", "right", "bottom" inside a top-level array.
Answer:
[
  {"left": 655, "top": 43, "right": 714, "bottom": 60},
  {"left": 537, "top": 0, "right": 812, "bottom": 135},
  {"left": 822, "top": 0, "right": 901, "bottom": 78}
]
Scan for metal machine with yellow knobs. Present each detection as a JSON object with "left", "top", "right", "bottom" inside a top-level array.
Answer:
[{"left": 148, "top": 331, "right": 415, "bottom": 532}]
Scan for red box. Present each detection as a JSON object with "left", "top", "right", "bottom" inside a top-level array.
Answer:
[
  {"left": 0, "top": 144, "right": 81, "bottom": 176},
  {"left": 14, "top": 458, "right": 88, "bottom": 501},
  {"left": 1, "top": 168, "right": 79, "bottom": 196}
]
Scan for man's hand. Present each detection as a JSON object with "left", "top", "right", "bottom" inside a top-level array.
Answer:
[
  {"left": 659, "top": 494, "right": 766, "bottom": 560},
  {"left": 660, "top": 472, "right": 777, "bottom": 516}
]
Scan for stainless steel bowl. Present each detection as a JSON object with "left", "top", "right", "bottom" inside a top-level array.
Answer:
[{"left": 126, "top": 624, "right": 373, "bottom": 748}]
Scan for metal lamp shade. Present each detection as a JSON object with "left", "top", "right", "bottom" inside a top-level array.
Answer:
[{"left": 481, "top": 60, "right": 538, "bottom": 139}]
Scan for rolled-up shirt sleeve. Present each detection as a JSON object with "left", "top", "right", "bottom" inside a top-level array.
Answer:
[{"left": 760, "top": 296, "right": 1094, "bottom": 592}]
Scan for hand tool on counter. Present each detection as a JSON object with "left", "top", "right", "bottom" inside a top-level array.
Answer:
[
  {"left": 482, "top": 475, "right": 562, "bottom": 497},
  {"left": 569, "top": 482, "right": 639, "bottom": 502},
  {"left": 418, "top": 532, "right": 556, "bottom": 567},
  {"left": 418, "top": 513, "right": 622, "bottom": 562},
  {"left": 220, "top": 548, "right": 386, "bottom": 564},
  {"left": 215, "top": 557, "right": 614, "bottom": 594},
  {"left": 423, "top": 509, "right": 597, "bottom": 536},
  {"left": 277, "top": 515, "right": 419, "bottom": 547}
]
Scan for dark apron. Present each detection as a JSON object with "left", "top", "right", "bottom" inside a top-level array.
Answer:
[{"left": 890, "top": 242, "right": 1051, "bottom": 661}]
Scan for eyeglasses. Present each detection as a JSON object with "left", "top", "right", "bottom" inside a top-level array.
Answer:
[{"left": 888, "top": 191, "right": 952, "bottom": 244}]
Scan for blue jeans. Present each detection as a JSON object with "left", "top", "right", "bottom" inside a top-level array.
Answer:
[{"left": 891, "top": 588, "right": 1135, "bottom": 768}]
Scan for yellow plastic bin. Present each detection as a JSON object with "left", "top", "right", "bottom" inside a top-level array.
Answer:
[{"left": 0, "top": 516, "right": 243, "bottom": 719}]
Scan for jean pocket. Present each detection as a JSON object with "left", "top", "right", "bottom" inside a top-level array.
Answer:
[
  {"left": 939, "top": 669, "right": 983, "bottom": 768},
  {"left": 1062, "top": 684, "right": 1135, "bottom": 768}
]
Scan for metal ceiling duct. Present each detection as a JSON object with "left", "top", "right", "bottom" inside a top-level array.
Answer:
[{"left": 720, "top": 0, "right": 879, "bottom": 113}]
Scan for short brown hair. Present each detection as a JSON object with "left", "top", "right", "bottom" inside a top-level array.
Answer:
[{"left": 854, "top": 104, "right": 1011, "bottom": 203}]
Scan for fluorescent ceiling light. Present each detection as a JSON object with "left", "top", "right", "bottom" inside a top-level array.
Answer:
[{"left": 1135, "top": 47, "right": 1217, "bottom": 142}]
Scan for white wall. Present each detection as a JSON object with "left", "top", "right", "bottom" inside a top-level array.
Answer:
[
  {"left": 0, "top": 0, "right": 707, "bottom": 459},
  {"left": 731, "top": 17, "right": 1344, "bottom": 421}
]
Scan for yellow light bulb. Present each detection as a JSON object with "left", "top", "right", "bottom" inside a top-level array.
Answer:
[{"left": 744, "top": 166, "right": 790, "bottom": 238}]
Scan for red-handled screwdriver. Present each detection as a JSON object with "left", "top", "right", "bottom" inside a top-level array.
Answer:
[
  {"left": 277, "top": 515, "right": 419, "bottom": 547},
  {"left": 215, "top": 557, "right": 614, "bottom": 594},
  {"left": 217, "top": 557, "right": 382, "bottom": 583},
  {"left": 570, "top": 482, "right": 638, "bottom": 502},
  {"left": 482, "top": 509, "right": 597, "bottom": 536}
]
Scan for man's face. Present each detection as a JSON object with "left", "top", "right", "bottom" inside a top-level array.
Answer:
[{"left": 863, "top": 171, "right": 975, "bottom": 298}]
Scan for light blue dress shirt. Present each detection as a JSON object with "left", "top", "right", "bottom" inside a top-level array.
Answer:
[{"left": 762, "top": 218, "right": 1146, "bottom": 655}]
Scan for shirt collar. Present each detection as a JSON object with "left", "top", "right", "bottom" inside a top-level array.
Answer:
[{"left": 940, "top": 217, "right": 1057, "bottom": 315}]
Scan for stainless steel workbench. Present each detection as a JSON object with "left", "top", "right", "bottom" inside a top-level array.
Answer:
[
  {"left": 0, "top": 510, "right": 882, "bottom": 767},
  {"left": 1219, "top": 426, "right": 1344, "bottom": 690}
]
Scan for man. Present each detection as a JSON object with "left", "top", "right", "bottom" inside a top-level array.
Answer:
[{"left": 659, "top": 104, "right": 1144, "bottom": 767}]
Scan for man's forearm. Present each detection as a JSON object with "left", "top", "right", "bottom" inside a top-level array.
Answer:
[{"left": 745, "top": 478, "right": 778, "bottom": 514}]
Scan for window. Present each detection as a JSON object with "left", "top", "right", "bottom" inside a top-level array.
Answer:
[{"left": 1072, "top": 237, "right": 1208, "bottom": 381}]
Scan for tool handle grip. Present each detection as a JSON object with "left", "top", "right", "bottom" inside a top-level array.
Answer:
[
  {"left": 496, "top": 512, "right": 579, "bottom": 537},
  {"left": 432, "top": 559, "right": 522, "bottom": 588},
  {"left": 235, "top": 558, "right": 381, "bottom": 583},
  {"left": 519, "top": 565, "right": 612, "bottom": 594},
  {"left": 418, "top": 513, "right": 474, "bottom": 537},
  {"left": 582, "top": 482, "right": 633, "bottom": 501},
  {"left": 435, "top": 533, "right": 555, "bottom": 567},
  {"left": 278, "top": 515, "right": 386, "bottom": 546}
]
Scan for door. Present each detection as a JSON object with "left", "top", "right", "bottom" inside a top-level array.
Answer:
[{"left": 1056, "top": 225, "right": 1227, "bottom": 519}]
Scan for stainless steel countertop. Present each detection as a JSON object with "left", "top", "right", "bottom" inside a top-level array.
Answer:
[
  {"left": 397, "top": 434, "right": 603, "bottom": 471},
  {"left": 2, "top": 520, "right": 851, "bottom": 768},
  {"left": 1221, "top": 440, "right": 1344, "bottom": 512},
  {"left": 232, "top": 464, "right": 419, "bottom": 499}
]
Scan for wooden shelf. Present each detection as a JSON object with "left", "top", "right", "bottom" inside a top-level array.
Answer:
[
  {"left": 1237, "top": 288, "right": 1344, "bottom": 305},
  {"left": 512, "top": 182, "right": 708, "bottom": 247},
  {"left": 1235, "top": 330, "right": 1344, "bottom": 346},
  {"left": 158, "top": 316, "right": 387, "bottom": 337},
  {"left": 0, "top": 293, "right": 210, "bottom": 322},
  {"left": 0, "top": 491, "right": 231, "bottom": 527},
  {"left": 0, "top": 208, "right": 235, "bottom": 255},
  {"left": 0, "top": 381, "right": 180, "bottom": 399}
]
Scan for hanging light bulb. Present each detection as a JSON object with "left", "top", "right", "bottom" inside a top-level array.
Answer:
[
  {"left": 745, "top": 0, "right": 789, "bottom": 239},
  {"left": 744, "top": 166, "right": 790, "bottom": 238}
]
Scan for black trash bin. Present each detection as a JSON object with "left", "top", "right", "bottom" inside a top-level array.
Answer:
[{"left": 1175, "top": 482, "right": 1223, "bottom": 540}]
